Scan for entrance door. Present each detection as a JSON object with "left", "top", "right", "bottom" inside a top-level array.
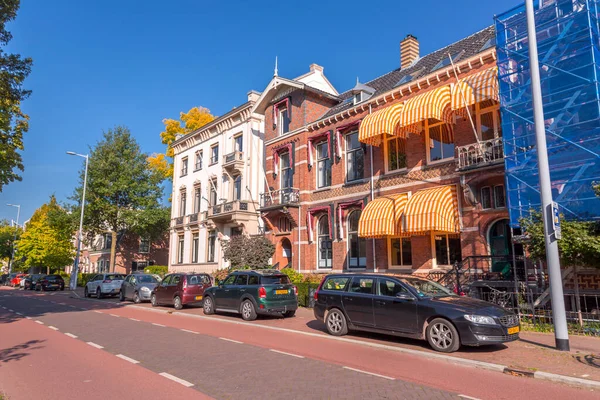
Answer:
[{"left": 489, "top": 219, "right": 512, "bottom": 276}]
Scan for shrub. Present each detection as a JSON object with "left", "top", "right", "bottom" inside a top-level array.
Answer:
[
  {"left": 281, "top": 268, "right": 304, "bottom": 284},
  {"left": 221, "top": 235, "right": 275, "bottom": 269},
  {"left": 303, "top": 273, "right": 325, "bottom": 284},
  {"left": 296, "top": 282, "right": 320, "bottom": 307},
  {"left": 78, "top": 273, "right": 96, "bottom": 287},
  {"left": 212, "top": 268, "right": 230, "bottom": 284},
  {"left": 144, "top": 265, "right": 168, "bottom": 276}
]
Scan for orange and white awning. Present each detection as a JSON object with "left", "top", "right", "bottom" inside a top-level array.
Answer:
[
  {"left": 358, "top": 193, "right": 408, "bottom": 238},
  {"left": 404, "top": 186, "right": 460, "bottom": 235},
  {"left": 451, "top": 67, "right": 498, "bottom": 114},
  {"left": 397, "top": 85, "right": 453, "bottom": 135},
  {"left": 358, "top": 102, "right": 404, "bottom": 146}
]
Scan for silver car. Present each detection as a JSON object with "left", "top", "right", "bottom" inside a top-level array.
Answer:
[
  {"left": 120, "top": 273, "right": 159, "bottom": 303},
  {"left": 84, "top": 273, "right": 125, "bottom": 298}
]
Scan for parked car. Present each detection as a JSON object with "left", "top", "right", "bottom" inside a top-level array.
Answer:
[
  {"left": 35, "top": 274, "right": 65, "bottom": 291},
  {"left": 0, "top": 274, "right": 8, "bottom": 285},
  {"left": 84, "top": 274, "right": 125, "bottom": 298},
  {"left": 202, "top": 270, "right": 298, "bottom": 321},
  {"left": 150, "top": 273, "right": 212, "bottom": 310},
  {"left": 10, "top": 273, "right": 26, "bottom": 287},
  {"left": 24, "top": 274, "right": 44, "bottom": 290},
  {"left": 19, "top": 274, "right": 29, "bottom": 289},
  {"left": 314, "top": 274, "right": 520, "bottom": 353},
  {"left": 4, "top": 273, "right": 16, "bottom": 286},
  {"left": 120, "top": 273, "right": 159, "bottom": 303}
]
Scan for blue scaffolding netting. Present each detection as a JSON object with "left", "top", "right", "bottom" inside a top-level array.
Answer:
[{"left": 495, "top": 0, "right": 600, "bottom": 227}]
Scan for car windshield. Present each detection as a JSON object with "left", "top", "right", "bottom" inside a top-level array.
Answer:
[
  {"left": 400, "top": 277, "right": 456, "bottom": 298},
  {"left": 106, "top": 274, "right": 124, "bottom": 280},
  {"left": 136, "top": 275, "right": 157, "bottom": 284},
  {"left": 260, "top": 275, "right": 290, "bottom": 285}
]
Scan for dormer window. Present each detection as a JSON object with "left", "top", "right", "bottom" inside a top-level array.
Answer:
[
  {"left": 353, "top": 92, "right": 362, "bottom": 105},
  {"left": 432, "top": 50, "right": 465, "bottom": 72},
  {"left": 351, "top": 81, "right": 375, "bottom": 105}
]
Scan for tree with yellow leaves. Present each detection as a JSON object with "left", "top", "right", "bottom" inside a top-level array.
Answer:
[{"left": 148, "top": 107, "right": 216, "bottom": 179}]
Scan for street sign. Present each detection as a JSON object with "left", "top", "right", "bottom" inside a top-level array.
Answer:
[{"left": 552, "top": 201, "right": 562, "bottom": 240}]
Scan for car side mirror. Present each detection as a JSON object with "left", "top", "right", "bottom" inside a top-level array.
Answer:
[{"left": 396, "top": 293, "right": 415, "bottom": 301}]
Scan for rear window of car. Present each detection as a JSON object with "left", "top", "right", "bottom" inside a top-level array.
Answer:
[
  {"left": 136, "top": 275, "right": 158, "bottom": 284},
  {"left": 106, "top": 274, "right": 124, "bottom": 280},
  {"left": 260, "top": 275, "right": 291, "bottom": 285},
  {"left": 46, "top": 275, "right": 61, "bottom": 279},
  {"left": 323, "top": 277, "right": 350, "bottom": 291},
  {"left": 186, "top": 274, "right": 210, "bottom": 285}
]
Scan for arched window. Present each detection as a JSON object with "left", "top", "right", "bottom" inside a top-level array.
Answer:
[
  {"left": 317, "top": 214, "right": 332, "bottom": 269},
  {"left": 347, "top": 210, "right": 366, "bottom": 269}
]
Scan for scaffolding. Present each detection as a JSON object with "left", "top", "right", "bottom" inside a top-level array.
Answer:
[{"left": 495, "top": 0, "right": 600, "bottom": 226}]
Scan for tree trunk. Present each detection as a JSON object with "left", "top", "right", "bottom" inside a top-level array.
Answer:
[
  {"left": 110, "top": 231, "right": 118, "bottom": 273},
  {"left": 46, "top": 266, "right": 49, "bottom": 274},
  {"left": 573, "top": 264, "right": 583, "bottom": 327}
]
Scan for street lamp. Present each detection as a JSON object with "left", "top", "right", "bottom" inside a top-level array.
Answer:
[
  {"left": 6, "top": 204, "right": 20, "bottom": 274},
  {"left": 67, "top": 151, "right": 89, "bottom": 291}
]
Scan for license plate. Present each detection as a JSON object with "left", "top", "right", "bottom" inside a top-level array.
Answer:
[
  {"left": 195, "top": 295, "right": 203, "bottom": 300},
  {"left": 275, "top": 289, "right": 288, "bottom": 295},
  {"left": 508, "top": 326, "right": 520, "bottom": 334}
]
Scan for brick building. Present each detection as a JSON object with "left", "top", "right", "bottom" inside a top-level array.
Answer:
[{"left": 254, "top": 26, "right": 519, "bottom": 275}]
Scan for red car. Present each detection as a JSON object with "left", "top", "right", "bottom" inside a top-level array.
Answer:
[
  {"left": 151, "top": 273, "right": 212, "bottom": 310},
  {"left": 10, "top": 273, "right": 26, "bottom": 287}
]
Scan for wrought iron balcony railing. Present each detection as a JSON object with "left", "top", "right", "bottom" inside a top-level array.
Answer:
[
  {"left": 456, "top": 138, "right": 504, "bottom": 170},
  {"left": 259, "top": 188, "right": 300, "bottom": 208}
]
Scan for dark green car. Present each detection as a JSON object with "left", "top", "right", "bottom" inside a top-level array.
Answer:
[{"left": 202, "top": 270, "right": 298, "bottom": 321}]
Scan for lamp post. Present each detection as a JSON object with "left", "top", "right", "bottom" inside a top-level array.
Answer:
[
  {"left": 67, "top": 151, "right": 89, "bottom": 291},
  {"left": 6, "top": 204, "right": 20, "bottom": 274}
]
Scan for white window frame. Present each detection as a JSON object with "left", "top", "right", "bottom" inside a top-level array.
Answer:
[
  {"left": 387, "top": 237, "right": 413, "bottom": 269},
  {"left": 345, "top": 131, "right": 364, "bottom": 183},
  {"left": 232, "top": 175, "right": 242, "bottom": 201},
  {"left": 210, "top": 144, "right": 219, "bottom": 165},
  {"left": 193, "top": 186, "right": 201, "bottom": 213},
  {"left": 279, "top": 152, "right": 292, "bottom": 190},
  {"left": 234, "top": 134, "right": 243, "bottom": 152},
  {"left": 316, "top": 141, "right": 331, "bottom": 189},
  {"left": 181, "top": 157, "right": 188, "bottom": 176},
  {"left": 194, "top": 150, "right": 203, "bottom": 171},
  {"left": 476, "top": 103, "right": 502, "bottom": 141},
  {"left": 209, "top": 179, "right": 218, "bottom": 206},
  {"left": 385, "top": 135, "right": 408, "bottom": 173},
  {"left": 177, "top": 235, "right": 184, "bottom": 264},
  {"left": 191, "top": 232, "right": 199, "bottom": 263},
  {"left": 179, "top": 190, "right": 187, "bottom": 217},
  {"left": 317, "top": 214, "right": 332, "bottom": 269},
  {"left": 278, "top": 106, "right": 289, "bottom": 136},
  {"left": 426, "top": 120, "right": 454, "bottom": 165},
  {"left": 139, "top": 238, "right": 150, "bottom": 254},
  {"left": 207, "top": 230, "right": 216, "bottom": 263},
  {"left": 346, "top": 210, "right": 366, "bottom": 269}
]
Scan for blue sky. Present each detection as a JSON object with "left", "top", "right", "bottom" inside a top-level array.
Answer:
[{"left": 0, "top": 0, "right": 519, "bottom": 223}]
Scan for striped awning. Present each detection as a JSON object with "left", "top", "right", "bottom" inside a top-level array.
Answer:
[
  {"left": 397, "top": 85, "right": 452, "bottom": 135},
  {"left": 358, "top": 193, "right": 408, "bottom": 238},
  {"left": 404, "top": 186, "right": 460, "bottom": 235},
  {"left": 451, "top": 67, "right": 498, "bottom": 115},
  {"left": 358, "top": 102, "right": 404, "bottom": 146}
]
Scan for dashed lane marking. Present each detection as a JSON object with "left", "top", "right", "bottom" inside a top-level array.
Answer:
[
  {"left": 269, "top": 349, "right": 305, "bottom": 358},
  {"left": 219, "top": 337, "right": 243, "bottom": 344},
  {"left": 65, "top": 333, "right": 78, "bottom": 338},
  {"left": 58, "top": 302, "right": 67, "bottom": 305},
  {"left": 109, "top": 314, "right": 120, "bottom": 318},
  {"left": 158, "top": 372, "right": 194, "bottom": 388},
  {"left": 25, "top": 316, "right": 31, "bottom": 320},
  {"left": 87, "top": 342, "right": 103, "bottom": 349},
  {"left": 93, "top": 310, "right": 103, "bottom": 314},
  {"left": 15, "top": 312, "right": 22, "bottom": 316},
  {"left": 181, "top": 329, "right": 198, "bottom": 334},
  {"left": 343, "top": 367, "right": 395, "bottom": 380},
  {"left": 458, "top": 395, "right": 481, "bottom": 400},
  {"left": 152, "top": 323, "right": 166, "bottom": 327},
  {"left": 8, "top": 309, "right": 13, "bottom": 312},
  {"left": 129, "top": 318, "right": 140, "bottom": 322},
  {"left": 116, "top": 354, "right": 139, "bottom": 364},
  {"left": 35, "top": 320, "right": 44, "bottom": 325},
  {"left": 48, "top": 326, "right": 59, "bottom": 331}
]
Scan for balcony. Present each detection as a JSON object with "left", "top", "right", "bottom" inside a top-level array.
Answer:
[
  {"left": 456, "top": 138, "right": 504, "bottom": 171},
  {"left": 259, "top": 188, "right": 300, "bottom": 211},
  {"left": 172, "top": 216, "right": 184, "bottom": 228},
  {"left": 223, "top": 151, "right": 244, "bottom": 172},
  {"left": 207, "top": 200, "right": 256, "bottom": 223}
]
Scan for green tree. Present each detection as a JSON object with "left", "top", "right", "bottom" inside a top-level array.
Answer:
[
  {"left": 221, "top": 235, "right": 275, "bottom": 270},
  {"left": 73, "top": 126, "right": 166, "bottom": 272},
  {"left": 0, "top": 219, "right": 22, "bottom": 268},
  {"left": 0, "top": 0, "right": 33, "bottom": 191},
  {"left": 17, "top": 196, "right": 74, "bottom": 273}
]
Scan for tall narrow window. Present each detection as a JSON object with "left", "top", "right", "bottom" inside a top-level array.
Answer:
[
  {"left": 180, "top": 191, "right": 187, "bottom": 217},
  {"left": 233, "top": 175, "right": 242, "bottom": 201},
  {"left": 234, "top": 134, "right": 243, "bottom": 152},
  {"left": 477, "top": 105, "right": 502, "bottom": 141},
  {"left": 279, "top": 107, "right": 290, "bottom": 135},
  {"left": 210, "top": 144, "right": 219, "bottom": 165},
  {"left": 481, "top": 187, "right": 492, "bottom": 209},
  {"left": 387, "top": 137, "right": 407, "bottom": 171},
  {"left": 207, "top": 230, "right": 216, "bottom": 262},
  {"left": 209, "top": 180, "right": 218, "bottom": 206},
  {"left": 181, "top": 157, "right": 188, "bottom": 176},
  {"left": 195, "top": 151, "right": 203, "bottom": 171},
  {"left": 139, "top": 238, "right": 150, "bottom": 253},
  {"left": 345, "top": 132, "right": 364, "bottom": 182},
  {"left": 177, "top": 235, "right": 184, "bottom": 264},
  {"left": 191, "top": 232, "right": 199, "bottom": 263},
  {"left": 280, "top": 152, "right": 293, "bottom": 190},
  {"left": 194, "top": 186, "right": 201, "bottom": 213},
  {"left": 390, "top": 238, "right": 412, "bottom": 267},
  {"left": 347, "top": 211, "right": 366, "bottom": 269},
  {"left": 278, "top": 216, "right": 290, "bottom": 232},
  {"left": 434, "top": 234, "right": 462, "bottom": 266},
  {"left": 427, "top": 122, "right": 454, "bottom": 162},
  {"left": 316, "top": 142, "right": 331, "bottom": 188},
  {"left": 103, "top": 233, "right": 112, "bottom": 250},
  {"left": 317, "top": 215, "right": 332, "bottom": 269},
  {"left": 494, "top": 185, "right": 506, "bottom": 208}
]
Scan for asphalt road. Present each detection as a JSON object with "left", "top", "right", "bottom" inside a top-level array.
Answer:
[{"left": 0, "top": 288, "right": 597, "bottom": 400}]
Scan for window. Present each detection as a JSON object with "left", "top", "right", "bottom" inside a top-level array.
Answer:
[
  {"left": 434, "top": 234, "right": 462, "bottom": 266},
  {"left": 234, "top": 275, "right": 248, "bottom": 285},
  {"left": 479, "top": 37, "right": 495, "bottom": 52},
  {"left": 192, "top": 233, "right": 199, "bottom": 263},
  {"left": 395, "top": 74, "right": 413, "bottom": 87},
  {"left": 210, "top": 144, "right": 219, "bottom": 165},
  {"left": 323, "top": 276, "right": 350, "bottom": 291},
  {"left": 378, "top": 278, "right": 409, "bottom": 297},
  {"left": 481, "top": 186, "right": 492, "bottom": 209},
  {"left": 195, "top": 151, "right": 203, "bottom": 171},
  {"left": 181, "top": 157, "right": 188, "bottom": 176},
  {"left": 171, "top": 275, "right": 181, "bottom": 286},
  {"left": 349, "top": 277, "right": 374, "bottom": 294},
  {"left": 353, "top": 92, "right": 362, "bottom": 104},
  {"left": 316, "top": 141, "right": 332, "bottom": 188},
  {"left": 207, "top": 230, "right": 216, "bottom": 262},
  {"left": 481, "top": 185, "right": 505, "bottom": 209},
  {"left": 278, "top": 216, "right": 291, "bottom": 232},
  {"left": 233, "top": 175, "right": 242, "bottom": 201},
  {"left": 103, "top": 233, "right": 112, "bottom": 250},
  {"left": 231, "top": 227, "right": 243, "bottom": 237},
  {"left": 347, "top": 211, "right": 366, "bottom": 269},
  {"left": 105, "top": 260, "right": 110, "bottom": 272},
  {"left": 387, "top": 137, "right": 407, "bottom": 171},
  {"left": 161, "top": 275, "right": 172, "bottom": 286},
  {"left": 179, "top": 191, "right": 187, "bottom": 217},
  {"left": 278, "top": 106, "right": 290, "bottom": 135},
  {"left": 317, "top": 215, "right": 332, "bottom": 269},
  {"left": 223, "top": 275, "right": 236, "bottom": 285},
  {"left": 209, "top": 179, "right": 218, "bottom": 206},
  {"left": 177, "top": 235, "right": 184, "bottom": 264},
  {"left": 234, "top": 135, "right": 243, "bottom": 152},
  {"left": 427, "top": 122, "right": 454, "bottom": 162},
  {"left": 194, "top": 186, "right": 201, "bottom": 213},
  {"left": 432, "top": 50, "right": 464, "bottom": 71},
  {"left": 494, "top": 185, "right": 506, "bottom": 208},
  {"left": 139, "top": 238, "right": 150, "bottom": 253},
  {"left": 345, "top": 132, "right": 364, "bottom": 182},
  {"left": 280, "top": 152, "right": 293, "bottom": 190},
  {"left": 248, "top": 275, "right": 259, "bottom": 285},
  {"left": 477, "top": 105, "right": 502, "bottom": 141},
  {"left": 390, "top": 237, "right": 412, "bottom": 267},
  {"left": 133, "top": 261, "right": 148, "bottom": 272}
]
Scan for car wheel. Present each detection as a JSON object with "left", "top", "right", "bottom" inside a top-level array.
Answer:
[
  {"left": 96, "top": 288, "right": 102, "bottom": 299},
  {"left": 84, "top": 287, "right": 89, "bottom": 298},
  {"left": 283, "top": 310, "right": 296, "bottom": 318},
  {"left": 240, "top": 300, "right": 257, "bottom": 321},
  {"left": 133, "top": 292, "right": 141, "bottom": 304},
  {"left": 203, "top": 296, "right": 215, "bottom": 315},
  {"left": 325, "top": 308, "right": 348, "bottom": 336},
  {"left": 151, "top": 294, "right": 158, "bottom": 307},
  {"left": 60, "top": 285, "right": 64, "bottom": 291},
  {"left": 119, "top": 291, "right": 125, "bottom": 302},
  {"left": 426, "top": 318, "right": 460, "bottom": 353},
  {"left": 174, "top": 296, "right": 183, "bottom": 310}
]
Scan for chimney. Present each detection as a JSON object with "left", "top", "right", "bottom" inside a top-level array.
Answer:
[
  {"left": 309, "top": 63, "right": 324, "bottom": 73},
  {"left": 247, "top": 90, "right": 261, "bottom": 102},
  {"left": 400, "top": 34, "right": 419, "bottom": 69}
]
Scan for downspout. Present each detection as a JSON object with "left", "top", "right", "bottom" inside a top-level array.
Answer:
[
  {"left": 297, "top": 204, "right": 302, "bottom": 273},
  {"left": 369, "top": 104, "right": 377, "bottom": 272}
]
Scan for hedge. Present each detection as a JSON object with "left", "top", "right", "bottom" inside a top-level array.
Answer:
[
  {"left": 144, "top": 265, "right": 168, "bottom": 277},
  {"left": 296, "top": 282, "right": 320, "bottom": 308}
]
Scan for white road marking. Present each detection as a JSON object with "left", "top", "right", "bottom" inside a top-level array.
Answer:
[
  {"left": 15, "top": 312, "right": 22, "bottom": 315},
  {"left": 25, "top": 316, "right": 31, "bottom": 320},
  {"left": 1, "top": 306, "right": 6, "bottom": 309},
  {"left": 109, "top": 314, "right": 120, "bottom": 318},
  {"left": 152, "top": 323, "right": 165, "bottom": 327},
  {"left": 219, "top": 337, "right": 243, "bottom": 344},
  {"left": 343, "top": 367, "right": 395, "bottom": 380},
  {"left": 65, "top": 333, "right": 78, "bottom": 338},
  {"left": 8, "top": 309, "right": 13, "bottom": 312},
  {"left": 35, "top": 320, "right": 44, "bottom": 325},
  {"left": 158, "top": 372, "right": 194, "bottom": 387},
  {"left": 116, "top": 354, "right": 139, "bottom": 364},
  {"left": 87, "top": 342, "right": 103, "bottom": 349},
  {"left": 129, "top": 318, "right": 140, "bottom": 322},
  {"left": 69, "top": 305, "right": 77, "bottom": 308},
  {"left": 93, "top": 310, "right": 103, "bottom": 314},
  {"left": 58, "top": 302, "right": 67, "bottom": 305},
  {"left": 269, "top": 349, "right": 304, "bottom": 358},
  {"left": 458, "top": 395, "right": 481, "bottom": 400},
  {"left": 181, "top": 329, "right": 198, "bottom": 334},
  {"left": 48, "top": 326, "right": 59, "bottom": 331}
]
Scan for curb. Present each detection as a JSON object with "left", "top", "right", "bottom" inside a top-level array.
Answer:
[{"left": 71, "top": 295, "right": 600, "bottom": 390}]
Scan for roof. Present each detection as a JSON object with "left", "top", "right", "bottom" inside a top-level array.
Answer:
[
  {"left": 231, "top": 269, "right": 285, "bottom": 275},
  {"left": 319, "top": 25, "right": 496, "bottom": 120}
]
